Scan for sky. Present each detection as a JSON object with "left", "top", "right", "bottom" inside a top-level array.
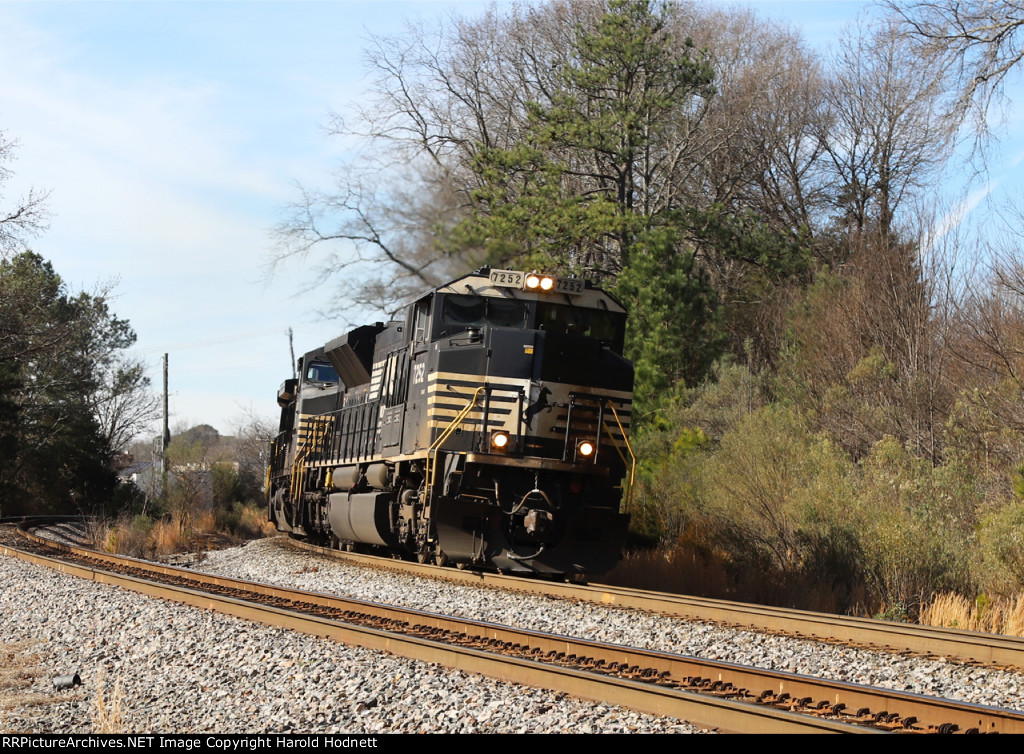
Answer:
[{"left": 0, "top": 0, "right": 1017, "bottom": 441}]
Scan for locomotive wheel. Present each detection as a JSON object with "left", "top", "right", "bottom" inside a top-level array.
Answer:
[
  {"left": 435, "top": 550, "right": 449, "bottom": 567},
  {"left": 417, "top": 550, "right": 430, "bottom": 564}
]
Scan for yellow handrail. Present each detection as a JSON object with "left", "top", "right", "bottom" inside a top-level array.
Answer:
[
  {"left": 424, "top": 386, "right": 485, "bottom": 504},
  {"left": 289, "top": 416, "right": 333, "bottom": 505},
  {"left": 606, "top": 402, "right": 636, "bottom": 512}
]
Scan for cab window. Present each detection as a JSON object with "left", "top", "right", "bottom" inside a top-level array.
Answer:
[
  {"left": 305, "top": 362, "right": 339, "bottom": 384},
  {"left": 535, "top": 303, "right": 625, "bottom": 351},
  {"left": 441, "top": 295, "right": 528, "bottom": 333}
]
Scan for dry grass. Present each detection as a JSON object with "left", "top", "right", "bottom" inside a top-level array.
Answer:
[
  {"left": 91, "top": 668, "right": 124, "bottom": 734},
  {"left": 919, "top": 592, "right": 1024, "bottom": 636},
  {"left": 604, "top": 544, "right": 730, "bottom": 597},
  {"left": 150, "top": 519, "right": 189, "bottom": 555},
  {"left": 194, "top": 510, "right": 217, "bottom": 534},
  {"left": 242, "top": 507, "right": 280, "bottom": 539},
  {"left": 605, "top": 543, "right": 868, "bottom": 614},
  {"left": 0, "top": 641, "right": 78, "bottom": 732},
  {"left": 95, "top": 503, "right": 275, "bottom": 562}
]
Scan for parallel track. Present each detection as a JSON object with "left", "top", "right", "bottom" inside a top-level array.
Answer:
[
  {"left": 4, "top": 523, "right": 1024, "bottom": 733},
  {"left": 289, "top": 539, "right": 1024, "bottom": 671}
]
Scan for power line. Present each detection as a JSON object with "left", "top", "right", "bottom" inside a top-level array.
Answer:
[{"left": 128, "top": 327, "right": 286, "bottom": 356}]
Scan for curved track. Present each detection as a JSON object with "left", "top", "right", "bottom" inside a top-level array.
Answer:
[{"left": 5, "top": 521, "right": 1024, "bottom": 733}]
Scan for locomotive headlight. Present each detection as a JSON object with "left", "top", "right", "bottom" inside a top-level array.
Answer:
[
  {"left": 576, "top": 439, "right": 595, "bottom": 457},
  {"left": 525, "top": 274, "right": 555, "bottom": 292},
  {"left": 490, "top": 430, "right": 511, "bottom": 450}
]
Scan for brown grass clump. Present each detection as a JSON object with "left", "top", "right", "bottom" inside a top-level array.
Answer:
[
  {"left": 241, "top": 506, "right": 279, "bottom": 539},
  {"left": 96, "top": 503, "right": 273, "bottom": 562},
  {"left": 603, "top": 543, "right": 730, "bottom": 597},
  {"left": 194, "top": 510, "right": 217, "bottom": 534},
  {"left": 150, "top": 519, "right": 189, "bottom": 556},
  {"left": 919, "top": 593, "right": 1024, "bottom": 636},
  {"left": 0, "top": 641, "right": 77, "bottom": 732},
  {"left": 91, "top": 668, "right": 124, "bottom": 734}
]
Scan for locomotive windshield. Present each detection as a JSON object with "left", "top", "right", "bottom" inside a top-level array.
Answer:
[
  {"left": 535, "top": 302, "right": 623, "bottom": 348},
  {"left": 439, "top": 293, "right": 625, "bottom": 351},
  {"left": 305, "top": 362, "right": 339, "bottom": 384},
  {"left": 442, "top": 295, "right": 528, "bottom": 329}
]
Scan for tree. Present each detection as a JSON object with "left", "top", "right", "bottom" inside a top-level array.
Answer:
[
  {"left": 273, "top": 0, "right": 832, "bottom": 322},
  {"left": 272, "top": 163, "right": 470, "bottom": 318},
  {"left": 0, "top": 131, "right": 50, "bottom": 256},
  {"left": 615, "top": 229, "right": 723, "bottom": 414},
  {"left": 92, "top": 355, "right": 160, "bottom": 456},
  {"left": 823, "top": 17, "right": 952, "bottom": 241},
  {"left": 453, "top": 0, "right": 716, "bottom": 278},
  {"left": 0, "top": 252, "right": 149, "bottom": 514},
  {"left": 886, "top": 1, "right": 1024, "bottom": 142}
]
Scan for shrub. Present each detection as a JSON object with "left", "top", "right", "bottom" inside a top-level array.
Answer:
[
  {"left": 851, "top": 437, "right": 978, "bottom": 617},
  {"left": 976, "top": 500, "right": 1024, "bottom": 595}
]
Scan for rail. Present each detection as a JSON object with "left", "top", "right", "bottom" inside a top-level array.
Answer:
[{"left": 8, "top": 525, "right": 1023, "bottom": 734}]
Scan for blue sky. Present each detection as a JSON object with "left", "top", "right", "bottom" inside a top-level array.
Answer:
[{"left": 1, "top": 0, "right": 1014, "bottom": 439}]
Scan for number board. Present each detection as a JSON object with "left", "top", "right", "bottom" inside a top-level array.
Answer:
[
  {"left": 488, "top": 269, "right": 584, "bottom": 295},
  {"left": 489, "top": 270, "right": 524, "bottom": 288},
  {"left": 554, "top": 278, "right": 584, "bottom": 294}
]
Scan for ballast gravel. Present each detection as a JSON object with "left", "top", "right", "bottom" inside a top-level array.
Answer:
[{"left": 2, "top": 536, "right": 1023, "bottom": 733}]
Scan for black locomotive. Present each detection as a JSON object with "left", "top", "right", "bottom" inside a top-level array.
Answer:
[{"left": 267, "top": 267, "right": 634, "bottom": 576}]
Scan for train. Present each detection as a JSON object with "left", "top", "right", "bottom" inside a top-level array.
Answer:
[{"left": 266, "top": 267, "right": 634, "bottom": 576}]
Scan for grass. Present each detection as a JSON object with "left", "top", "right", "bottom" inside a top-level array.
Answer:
[
  {"left": 919, "top": 593, "right": 1024, "bottom": 636},
  {"left": 91, "top": 668, "right": 123, "bottom": 734},
  {"left": 0, "top": 641, "right": 80, "bottom": 733},
  {"left": 94, "top": 503, "right": 277, "bottom": 561},
  {"left": 605, "top": 542, "right": 868, "bottom": 615},
  {"left": 609, "top": 542, "right": 1024, "bottom": 634},
  {"left": 1, "top": 643, "right": 126, "bottom": 733}
]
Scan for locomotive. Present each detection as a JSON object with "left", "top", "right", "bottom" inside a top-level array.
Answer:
[{"left": 267, "top": 267, "right": 634, "bottom": 576}]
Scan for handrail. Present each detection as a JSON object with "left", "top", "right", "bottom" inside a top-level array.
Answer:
[
  {"left": 606, "top": 402, "right": 636, "bottom": 512},
  {"left": 424, "top": 386, "right": 485, "bottom": 504},
  {"left": 289, "top": 415, "right": 333, "bottom": 505}
]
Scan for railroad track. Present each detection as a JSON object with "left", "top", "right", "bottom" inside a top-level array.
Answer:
[
  {"left": 289, "top": 539, "right": 1024, "bottom": 671},
  {"left": 4, "top": 522, "right": 1024, "bottom": 734}
]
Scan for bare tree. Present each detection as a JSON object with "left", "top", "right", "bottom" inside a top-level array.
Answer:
[
  {"left": 91, "top": 355, "right": 161, "bottom": 455},
  {"left": 0, "top": 131, "right": 50, "bottom": 257},
  {"left": 683, "top": 8, "right": 833, "bottom": 235},
  {"left": 272, "top": 161, "right": 469, "bottom": 318},
  {"left": 823, "top": 17, "right": 953, "bottom": 241},
  {"left": 886, "top": 0, "right": 1024, "bottom": 143}
]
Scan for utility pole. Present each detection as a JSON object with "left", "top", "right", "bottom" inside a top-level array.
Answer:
[
  {"left": 161, "top": 353, "right": 170, "bottom": 477},
  {"left": 288, "top": 327, "right": 296, "bottom": 379}
]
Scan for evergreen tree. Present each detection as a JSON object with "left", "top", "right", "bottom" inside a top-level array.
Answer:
[
  {"left": 454, "top": 0, "right": 715, "bottom": 278},
  {"left": 0, "top": 252, "right": 142, "bottom": 514},
  {"left": 615, "top": 229, "right": 724, "bottom": 416}
]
